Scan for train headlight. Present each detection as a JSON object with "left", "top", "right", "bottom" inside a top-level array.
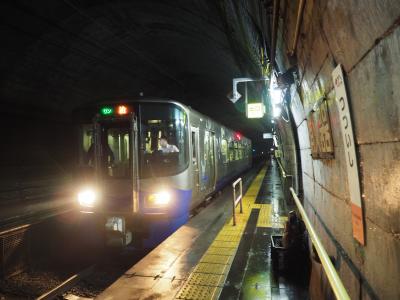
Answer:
[
  {"left": 147, "top": 191, "right": 171, "bottom": 206},
  {"left": 77, "top": 188, "right": 97, "bottom": 207}
]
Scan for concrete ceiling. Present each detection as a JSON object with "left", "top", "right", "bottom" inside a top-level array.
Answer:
[{"left": 0, "top": 0, "right": 273, "bottom": 143}]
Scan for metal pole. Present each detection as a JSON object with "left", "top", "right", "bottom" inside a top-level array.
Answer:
[
  {"left": 270, "top": 0, "right": 280, "bottom": 69},
  {"left": 289, "top": 0, "right": 306, "bottom": 56},
  {"left": 239, "top": 180, "right": 243, "bottom": 213},
  {"left": 233, "top": 187, "right": 236, "bottom": 226}
]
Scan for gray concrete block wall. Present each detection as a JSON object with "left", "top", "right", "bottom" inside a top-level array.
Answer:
[{"left": 275, "top": 0, "right": 400, "bottom": 298}]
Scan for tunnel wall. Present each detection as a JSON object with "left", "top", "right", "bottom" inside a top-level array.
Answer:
[
  {"left": 275, "top": 1, "right": 400, "bottom": 298},
  {"left": 0, "top": 110, "right": 75, "bottom": 196}
]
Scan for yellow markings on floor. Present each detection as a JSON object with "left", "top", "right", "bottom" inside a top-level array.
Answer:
[
  {"left": 175, "top": 166, "right": 267, "bottom": 300},
  {"left": 255, "top": 204, "right": 286, "bottom": 229},
  {"left": 256, "top": 204, "right": 272, "bottom": 227}
]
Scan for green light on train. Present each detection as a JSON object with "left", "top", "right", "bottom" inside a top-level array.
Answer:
[{"left": 100, "top": 106, "right": 113, "bottom": 115}]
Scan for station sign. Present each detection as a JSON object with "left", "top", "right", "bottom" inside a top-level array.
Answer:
[
  {"left": 263, "top": 133, "right": 272, "bottom": 139},
  {"left": 247, "top": 103, "right": 265, "bottom": 118},
  {"left": 332, "top": 64, "right": 365, "bottom": 245}
]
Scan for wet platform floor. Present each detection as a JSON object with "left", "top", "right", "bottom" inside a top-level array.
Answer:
[{"left": 98, "top": 160, "right": 309, "bottom": 300}]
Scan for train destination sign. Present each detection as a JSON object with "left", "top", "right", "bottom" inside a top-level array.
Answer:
[{"left": 332, "top": 64, "right": 365, "bottom": 245}]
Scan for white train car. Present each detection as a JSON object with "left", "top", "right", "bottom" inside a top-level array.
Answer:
[{"left": 75, "top": 99, "right": 252, "bottom": 247}]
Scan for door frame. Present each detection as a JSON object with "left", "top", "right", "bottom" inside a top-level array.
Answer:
[{"left": 191, "top": 127, "right": 200, "bottom": 198}]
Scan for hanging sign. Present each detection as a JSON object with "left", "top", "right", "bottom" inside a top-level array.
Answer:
[
  {"left": 263, "top": 133, "right": 272, "bottom": 139},
  {"left": 247, "top": 103, "right": 265, "bottom": 118},
  {"left": 332, "top": 64, "right": 365, "bottom": 245}
]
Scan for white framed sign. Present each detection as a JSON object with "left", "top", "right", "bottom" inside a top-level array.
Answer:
[
  {"left": 332, "top": 64, "right": 365, "bottom": 245},
  {"left": 247, "top": 103, "right": 265, "bottom": 118}
]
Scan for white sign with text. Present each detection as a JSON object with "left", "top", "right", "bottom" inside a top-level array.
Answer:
[{"left": 332, "top": 64, "right": 365, "bottom": 245}]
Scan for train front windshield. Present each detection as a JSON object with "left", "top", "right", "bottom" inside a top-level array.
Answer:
[{"left": 139, "top": 103, "right": 188, "bottom": 178}]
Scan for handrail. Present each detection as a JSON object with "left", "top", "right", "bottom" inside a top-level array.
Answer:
[
  {"left": 276, "top": 158, "right": 292, "bottom": 178},
  {"left": 275, "top": 158, "right": 350, "bottom": 299},
  {"left": 232, "top": 178, "right": 243, "bottom": 226},
  {"left": 290, "top": 188, "right": 350, "bottom": 300}
]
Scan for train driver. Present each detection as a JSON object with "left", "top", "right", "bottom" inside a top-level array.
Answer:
[{"left": 158, "top": 136, "right": 179, "bottom": 153}]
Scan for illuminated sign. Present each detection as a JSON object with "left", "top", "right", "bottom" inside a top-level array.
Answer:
[
  {"left": 100, "top": 106, "right": 113, "bottom": 115},
  {"left": 263, "top": 133, "right": 272, "bottom": 139},
  {"left": 100, "top": 104, "right": 132, "bottom": 116},
  {"left": 247, "top": 103, "right": 265, "bottom": 119},
  {"left": 117, "top": 105, "right": 129, "bottom": 115}
]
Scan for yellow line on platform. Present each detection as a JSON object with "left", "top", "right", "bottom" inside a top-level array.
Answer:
[{"left": 175, "top": 164, "right": 287, "bottom": 299}]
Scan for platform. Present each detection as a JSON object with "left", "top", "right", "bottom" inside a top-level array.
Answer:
[{"left": 98, "top": 160, "right": 308, "bottom": 299}]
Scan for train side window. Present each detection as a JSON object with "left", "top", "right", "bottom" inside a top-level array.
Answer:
[
  {"left": 234, "top": 141, "right": 239, "bottom": 160},
  {"left": 238, "top": 142, "right": 244, "bottom": 160},
  {"left": 229, "top": 141, "right": 235, "bottom": 162},
  {"left": 191, "top": 131, "right": 197, "bottom": 165},
  {"left": 221, "top": 139, "right": 228, "bottom": 163}
]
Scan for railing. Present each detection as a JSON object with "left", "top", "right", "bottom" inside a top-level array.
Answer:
[
  {"left": 276, "top": 158, "right": 350, "bottom": 300},
  {"left": 232, "top": 178, "right": 243, "bottom": 226},
  {"left": 276, "top": 158, "right": 293, "bottom": 201}
]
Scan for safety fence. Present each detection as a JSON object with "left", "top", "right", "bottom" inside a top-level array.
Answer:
[{"left": 231, "top": 177, "right": 243, "bottom": 226}]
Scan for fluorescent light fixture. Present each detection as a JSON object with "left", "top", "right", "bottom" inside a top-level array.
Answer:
[{"left": 273, "top": 106, "right": 282, "bottom": 118}]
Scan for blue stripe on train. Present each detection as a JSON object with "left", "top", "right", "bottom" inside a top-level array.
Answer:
[{"left": 139, "top": 188, "right": 192, "bottom": 248}]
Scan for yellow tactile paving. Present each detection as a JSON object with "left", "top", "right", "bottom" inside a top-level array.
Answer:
[
  {"left": 214, "top": 234, "right": 241, "bottom": 242},
  {"left": 206, "top": 246, "right": 236, "bottom": 256},
  {"left": 176, "top": 284, "right": 221, "bottom": 300},
  {"left": 194, "top": 263, "right": 228, "bottom": 275},
  {"left": 185, "top": 273, "right": 224, "bottom": 286},
  {"left": 256, "top": 204, "right": 272, "bottom": 227},
  {"left": 175, "top": 165, "right": 273, "bottom": 300},
  {"left": 200, "top": 254, "right": 231, "bottom": 265}
]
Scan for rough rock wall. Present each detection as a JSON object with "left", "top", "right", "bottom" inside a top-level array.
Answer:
[{"left": 275, "top": 0, "right": 400, "bottom": 298}]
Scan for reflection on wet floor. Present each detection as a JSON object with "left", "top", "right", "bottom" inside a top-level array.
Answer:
[{"left": 220, "top": 160, "right": 309, "bottom": 300}]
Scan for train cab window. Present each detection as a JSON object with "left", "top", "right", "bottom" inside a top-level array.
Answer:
[
  {"left": 139, "top": 103, "right": 188, "bottom": 178},
  {"left": 98, "top": 122, "right": 131, "bottom": 178}
]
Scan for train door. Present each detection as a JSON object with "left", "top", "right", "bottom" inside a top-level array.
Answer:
[
  {"left": 191, "top": 127, "right": 200, "bottom": 201},
  {"left": 92, "top": 114, "right": 138, "bottom": 246},
  {"left": 201, "top": 130, "right": 216, "bottom": 194},
  {"left": 209, "top": 132, "right": 216, "bottom": 190}
]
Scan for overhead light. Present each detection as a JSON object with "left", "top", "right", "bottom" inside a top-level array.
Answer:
[{"left": 273, "top": 105, "right": 282, "bottom": 118}]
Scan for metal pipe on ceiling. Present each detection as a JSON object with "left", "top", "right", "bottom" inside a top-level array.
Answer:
[
  {"left": 289, "top": 0, "right": 306, "bottom": 57},
  {"left": 270, "top": 0, "right": 280, "bottom": 70}
]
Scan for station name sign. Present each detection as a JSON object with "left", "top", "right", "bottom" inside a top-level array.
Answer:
[{"left": 332, "top": 64, "right": 365, "bottom": 245}]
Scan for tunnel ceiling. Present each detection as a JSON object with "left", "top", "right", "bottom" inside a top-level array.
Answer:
[{"left": 1, "top": 0, "right": 273, "bottom": 143}]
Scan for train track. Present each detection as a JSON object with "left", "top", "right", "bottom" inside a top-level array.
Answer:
[{"left": 36, "top": 265, "right": 95, "bottom": 300}]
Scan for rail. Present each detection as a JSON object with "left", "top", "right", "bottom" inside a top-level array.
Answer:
[
  {"left": 36, "top": 265, "right": 95, "bottom": 300},
  {"left": 276, "top": 158, "right": 292, "bottom": 179},
  {"left": 275, "top": 158, "right": 350, "bottom": 300},
  {"left": 232, "top": 178, "right": 243, "bottom": 226}
]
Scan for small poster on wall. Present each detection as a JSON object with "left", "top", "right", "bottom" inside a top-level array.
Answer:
[{"left": 306, "top": 98, "right": 334, "bottom": 159}]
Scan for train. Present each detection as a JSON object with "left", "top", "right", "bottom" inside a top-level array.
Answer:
[{"left": 75, "top": 99, "right": 252, "bottom": 247}]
